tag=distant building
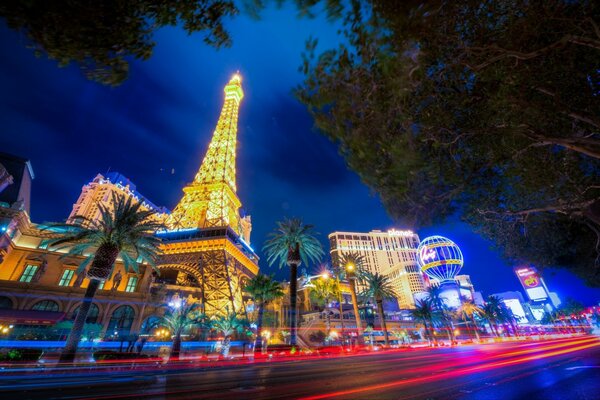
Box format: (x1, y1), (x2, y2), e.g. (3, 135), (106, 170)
(455, 274), (475, 301)
(0, 152), (34, 215)
(549, 292), (561, 309)
(329, 229), (425, 309)
(69, 172), (169, 224)
(491, 291), (529, 324)
(473, 291), (485, 306)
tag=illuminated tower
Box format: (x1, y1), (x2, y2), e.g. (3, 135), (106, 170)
(168, 74), (249, 239)
(158, 74), (258, 316)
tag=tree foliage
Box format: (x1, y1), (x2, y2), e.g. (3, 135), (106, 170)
(297, 0), (600, 285)
(0, 0), (237, 85)
(44, 192), (164, 279)
(263, 217), (323, 269)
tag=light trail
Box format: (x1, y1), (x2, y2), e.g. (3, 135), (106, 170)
(300, 337), (600, 400)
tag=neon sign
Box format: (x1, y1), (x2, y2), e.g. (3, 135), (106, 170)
(419, 246), (437, 263)
(387, 229), (414, 237)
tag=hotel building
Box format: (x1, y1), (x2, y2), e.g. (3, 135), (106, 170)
(329, 229), (426, 309)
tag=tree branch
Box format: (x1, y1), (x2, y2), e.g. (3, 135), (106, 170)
(466, 34), (600, 71)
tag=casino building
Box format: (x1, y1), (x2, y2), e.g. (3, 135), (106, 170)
(329, 229), (426, 309)
(0, 74), (259, 338)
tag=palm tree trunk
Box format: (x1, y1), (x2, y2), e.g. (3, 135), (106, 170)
(254, 302), (265, 354)
(325, 309), (331, 343)
(170, 332), (182, 361)
(442, 311), (454, 344)
(422, 322), (431, 344)
(222, 336), (231, 357)
(471, 315), (480, 341)
(349, 278), (364, 345)
(289, 262), (298, 347)
(338, 290), (345, 346)
(59, 278), (100, 364)
(376, 299), (389, 346)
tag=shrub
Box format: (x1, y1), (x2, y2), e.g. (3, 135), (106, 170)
(93, 350), (153, 361)
(309, 331), (326, 344)
(0, 348), (43, 362)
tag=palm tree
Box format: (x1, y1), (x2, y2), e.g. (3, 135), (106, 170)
(336, 252), (366, 345)
(244, 274), (284, 354)
(322, 262), (347, 344)
(359, 271), (397, 346)
(212, 311), (248, 357)
(308, 277), (340, 343)
(263, 218), (323, 347)
(159, 300), (205, 360)
(45, 193), (163, 363)
(426, 286), (455, 343)
(410, 298), (438, 344)
(458, 300), (483, 341)
(483, 296), (504, 336)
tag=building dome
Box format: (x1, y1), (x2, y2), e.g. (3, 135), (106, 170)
(417, 235), (463, 283)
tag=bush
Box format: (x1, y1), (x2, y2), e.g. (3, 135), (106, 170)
(0, 348), (43, 362)
(309, 331), (326, 344)
(93, 350), (153, 361)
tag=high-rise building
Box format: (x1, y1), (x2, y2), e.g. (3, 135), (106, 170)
(329, 229), (425, 309)
(68, 172), (169, 224)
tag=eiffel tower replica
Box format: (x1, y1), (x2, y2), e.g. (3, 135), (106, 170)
(158, 73), (259, 316)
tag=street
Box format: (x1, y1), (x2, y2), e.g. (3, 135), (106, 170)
(1, 336), (599, 399)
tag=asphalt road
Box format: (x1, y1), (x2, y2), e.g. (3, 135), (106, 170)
(1, 336), (599, 400)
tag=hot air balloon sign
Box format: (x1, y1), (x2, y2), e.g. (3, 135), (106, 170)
(417, 236), (464, 283)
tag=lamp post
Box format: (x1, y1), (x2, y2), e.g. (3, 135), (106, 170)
(346, 263), (364, 345)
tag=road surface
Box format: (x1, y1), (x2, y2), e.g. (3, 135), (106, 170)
(1, 336), (599, 399)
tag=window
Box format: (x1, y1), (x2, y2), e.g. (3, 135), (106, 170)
(71, 303), (100, 324)
(32, 300), (59, 312)
(0, 296), (13, 309)
(19, 264), (38, 282)
(98, 280), (105, 290)
(125, 276), (138, 293)
(107, 305), (135, 336)
(58, 270), (75, 286)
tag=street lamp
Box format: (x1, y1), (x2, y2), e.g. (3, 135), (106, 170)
(345, 262), (364, 346)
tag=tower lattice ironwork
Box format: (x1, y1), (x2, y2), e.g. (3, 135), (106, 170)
(167, 73), (244, 234)
(157, 74), (258, 317)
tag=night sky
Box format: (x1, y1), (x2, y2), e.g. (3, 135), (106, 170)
(1, 5), (599, 305)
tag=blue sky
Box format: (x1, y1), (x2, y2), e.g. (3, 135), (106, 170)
(1, 5), (599, 305)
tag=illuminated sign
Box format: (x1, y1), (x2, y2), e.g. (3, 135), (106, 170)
(387, 229), (414, 237)
(419, 246), (437, 263)
(515, 266), (548, 301)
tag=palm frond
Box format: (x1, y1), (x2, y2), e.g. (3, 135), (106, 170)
(359, 271), (397, 300)
(43, 192), (164, 278)
(263, 218), (324, 269)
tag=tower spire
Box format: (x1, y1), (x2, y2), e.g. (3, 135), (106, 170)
(168, 74), (245, 233)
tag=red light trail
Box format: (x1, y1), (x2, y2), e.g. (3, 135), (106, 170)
(300, 336), (600, 400)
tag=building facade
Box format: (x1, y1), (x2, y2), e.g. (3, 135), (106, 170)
(68, 172), (169, 224)
(329, 229), (425, 309)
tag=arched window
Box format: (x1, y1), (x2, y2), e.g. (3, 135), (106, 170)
(0, 296), (13, 309)
(71, 303), (100, 324)
(107, 305), (135, 336)
(31, 300), (59, 312)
